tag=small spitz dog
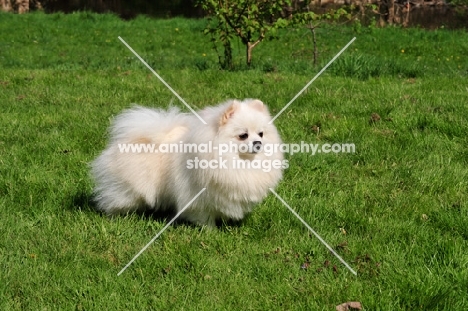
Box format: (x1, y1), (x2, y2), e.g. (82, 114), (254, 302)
(91, 99), (285, 226)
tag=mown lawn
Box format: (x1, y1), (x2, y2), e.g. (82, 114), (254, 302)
(1, 11), (467, 310)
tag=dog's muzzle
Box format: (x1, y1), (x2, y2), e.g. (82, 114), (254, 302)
(252, 141), (262, 153)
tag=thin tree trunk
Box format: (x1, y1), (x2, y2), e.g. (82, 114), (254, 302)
(247, 42), (252, 66)
(245, 36), (264, 66)
(223, 40), (233, 70)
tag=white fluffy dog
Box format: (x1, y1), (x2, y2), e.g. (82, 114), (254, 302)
(91, 99), (285, 226)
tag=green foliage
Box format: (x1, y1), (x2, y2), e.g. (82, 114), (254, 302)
(289, 2), (352, 66)
(330, 54), (422, 79)
(291, 7), (351, 26)
(1, 12), (468, 310)
(197, 0), (291, 68)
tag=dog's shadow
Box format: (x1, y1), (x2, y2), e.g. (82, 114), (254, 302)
(69, 191), (242, 228)
(69, 190), (179, 223)
(70, 190), (97, 213)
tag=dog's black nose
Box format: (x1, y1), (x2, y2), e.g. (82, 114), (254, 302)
(252, 140), (262, 153)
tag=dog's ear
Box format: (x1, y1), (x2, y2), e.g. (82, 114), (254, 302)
(220, 100), (240, 126)
(248, 99), (265, 112)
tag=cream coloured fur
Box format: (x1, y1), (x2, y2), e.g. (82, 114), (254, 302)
(91, 99), (284, 226)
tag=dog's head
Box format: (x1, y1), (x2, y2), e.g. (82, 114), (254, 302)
(218, 99), (276, 158)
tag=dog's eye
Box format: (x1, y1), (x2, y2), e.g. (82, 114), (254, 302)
(259, 132), (263, 138)
(238, 133), (248, 140)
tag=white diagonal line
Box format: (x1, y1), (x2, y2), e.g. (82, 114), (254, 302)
(117, 188), (206, 276)
(269, 37), (356, 124)
(118, 36), (207, 125)
(269, 188), (357, 276)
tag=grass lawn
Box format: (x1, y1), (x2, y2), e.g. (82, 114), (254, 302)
(1, 11), (467, 310)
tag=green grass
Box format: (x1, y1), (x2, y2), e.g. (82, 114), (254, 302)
(1, 11), (468, 310)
